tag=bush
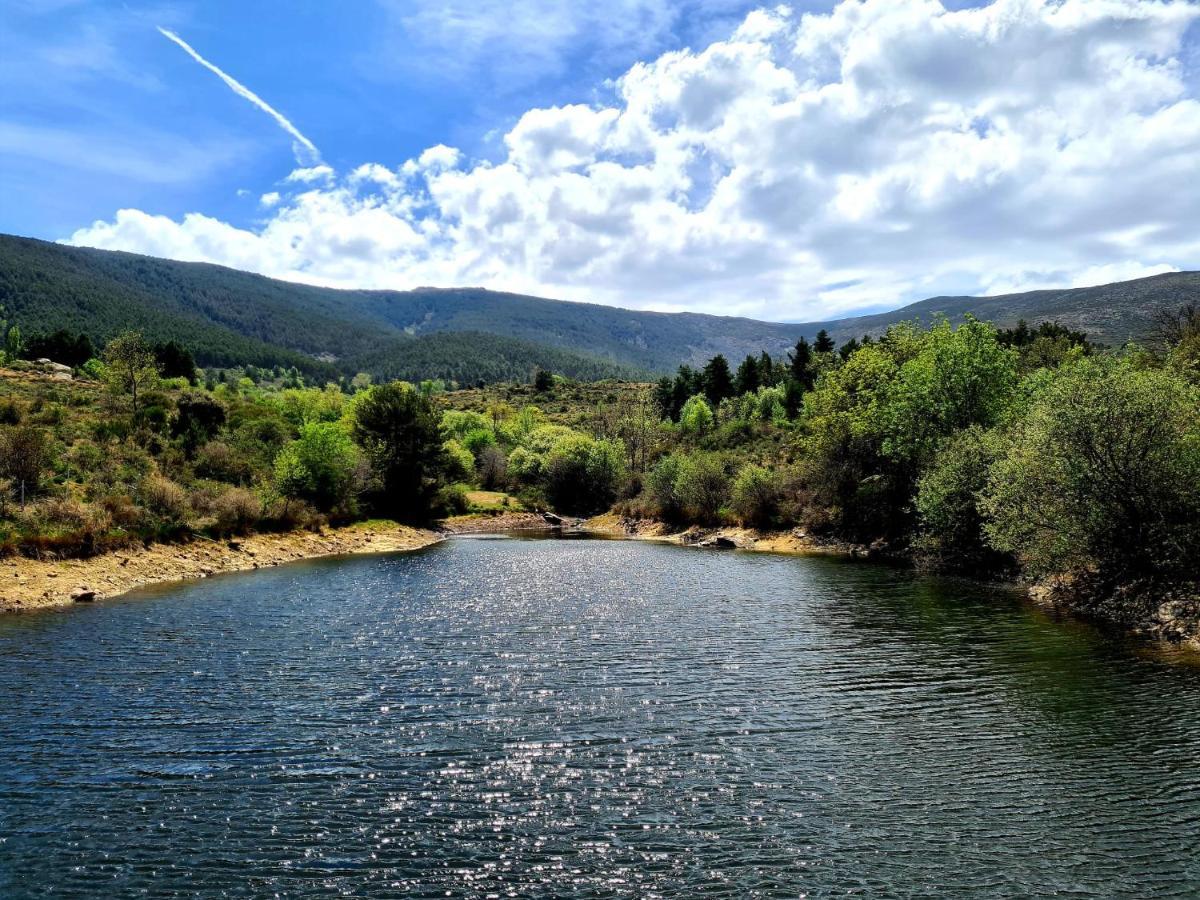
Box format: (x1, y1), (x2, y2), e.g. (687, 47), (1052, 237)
(274, 422), (360, 513)
(982, 358), (1200, 590)
(679, 395), (714, 435)
(478, 445), (508, 490)
(675, 453), (730, 523)
(730, 465), (783, 528)
(435, 483), (470, 516)
(544, 434), (626, 515)
(211, 487), (260, 535)
(195, 441), (252, 484)
(915, 427), (1010, 574)
(141, 474), (190, 523)
(645, 454), (685, 521)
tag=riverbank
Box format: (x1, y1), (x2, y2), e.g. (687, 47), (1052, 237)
(582, 513), (871, 557)
(584, 513), (1200, 651)
(0, 521), (441, 613)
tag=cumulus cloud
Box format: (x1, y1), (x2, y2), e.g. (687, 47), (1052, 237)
(73, 1), (1200, 320)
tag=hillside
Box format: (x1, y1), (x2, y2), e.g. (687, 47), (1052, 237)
(801, 272), (1200, 347)
(0, 234), (1193, 381)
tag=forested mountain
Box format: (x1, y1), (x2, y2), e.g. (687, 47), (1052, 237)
(800, 272), (1200, 347)
(0, 233), (1192, 381)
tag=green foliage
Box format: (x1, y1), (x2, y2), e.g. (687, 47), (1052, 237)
(730, 465), (783, 528)
(274, 422), (360, 513)
(351, 382), (447, 519)
(679, 395), (714, 434)
(646, 454), (686, 521)
(674, 453), (730, 524)
(981, 358), (1200, 589)
(915, 427), (1009, 574)
(543, 433), (626, 515)
(23, 330), (93, 367)
(102, 331), (160, 416)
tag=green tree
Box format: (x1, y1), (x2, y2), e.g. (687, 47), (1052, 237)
(274, 422), (360, 512)
(544, 433), (626, 515)
(702, 355), (735, 406)
(675, 452), (730, 523)
(789, 337), (814, 389)
(679, 394), (714, 434)
(735, 355), (760, 394)
(352, 382), (447, 518)
(814, 329), (835, 354)
(102, 331), (160, 417)
(982, 358), (1200, 594)
(533, 369), (554, 392)
(730, 465), (783, 528)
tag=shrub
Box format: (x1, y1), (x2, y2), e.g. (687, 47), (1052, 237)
(730, 465), (783, 529)
(478, 445), (508, 490)
(274, 422), (360, 513)
(915, 427), (1010, 574)
(675, 453), (730, 523)
(982, 358), (1200, 590)
(435, 483), (470, 516)
(544, 434), (626, 515)
(195, 441), (252, 484)
(140, 474), (190, 523)
(645, 454), (685, 521)
(679, 395), (714, 435)
(211, 487), (260, 535)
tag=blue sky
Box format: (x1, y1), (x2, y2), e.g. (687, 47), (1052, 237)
(3, 1), (1198, 320)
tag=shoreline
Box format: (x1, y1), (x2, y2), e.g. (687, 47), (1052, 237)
(0, 521), (441, 613)
(582, 513), (1200, 652)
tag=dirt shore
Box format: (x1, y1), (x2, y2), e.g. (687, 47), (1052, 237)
(582, 513), (869, 557)
(0, 522), (441, 613)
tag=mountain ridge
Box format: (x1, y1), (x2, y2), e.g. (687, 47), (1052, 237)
(1, 233), (1193, 379)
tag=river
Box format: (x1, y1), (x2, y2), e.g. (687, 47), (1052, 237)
(2, 534), (1198, 897)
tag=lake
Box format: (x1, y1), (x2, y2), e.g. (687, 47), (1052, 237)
(2, 534), (1199, 897)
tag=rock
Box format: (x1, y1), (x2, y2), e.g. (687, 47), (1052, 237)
(542, 512), (564, 526)
(699, 536), (738, 549)
(70, 586), (97, 603)
(227, 540), (243, 551)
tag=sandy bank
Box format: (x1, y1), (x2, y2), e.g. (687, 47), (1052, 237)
(441, 511), (567, 534)
(582, 513), (868, 557)
(0, 522), (441, 613)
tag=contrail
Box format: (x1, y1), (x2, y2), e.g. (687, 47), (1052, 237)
(156, 26), (320, 165)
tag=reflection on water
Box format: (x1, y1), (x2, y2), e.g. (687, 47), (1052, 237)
(1, 535), (1198, 897)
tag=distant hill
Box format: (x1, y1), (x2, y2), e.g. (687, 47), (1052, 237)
(0, 233), (1193, 381)
(797, 272), (1200, 347)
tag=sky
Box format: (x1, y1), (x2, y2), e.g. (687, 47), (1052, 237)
(3, 0), (1200, 322)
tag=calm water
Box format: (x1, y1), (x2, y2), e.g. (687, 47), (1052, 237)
(2, 535), (1199, 898)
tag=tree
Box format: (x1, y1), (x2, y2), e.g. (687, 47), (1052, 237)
(102, 331), (160, 417)
(838, 337), (860, 361)
(533, 369), (554, 392)
(679, 395), (714, 434)
(814, 329), (836, 354)
(274, 422), (360, 513)
(702, 355), (735, 406)
(352, 382), (447, 518)
(735, 355), (760, 395)
(652, 377), (675, 420)
(23, 330), (94, 368)
(154, 340), (197, 382)
(544, 433), (626, 515)
(730, 465), (783, 528)
(789, 337), (814, 390)
(675, 453), (730, 523)
(982, 358), (1200, 595)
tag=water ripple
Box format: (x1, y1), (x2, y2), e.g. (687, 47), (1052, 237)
(1, 536), (1199, 897)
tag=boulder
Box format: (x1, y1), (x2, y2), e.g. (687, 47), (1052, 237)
(70, 586), (97, 603)
(699, 536), (738, 549)
(542, 512), (564, 526)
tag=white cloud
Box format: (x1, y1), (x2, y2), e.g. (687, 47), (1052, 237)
(71, 0), (1200, 321)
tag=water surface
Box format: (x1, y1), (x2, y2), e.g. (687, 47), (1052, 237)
(2, 535), (1199, 897)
